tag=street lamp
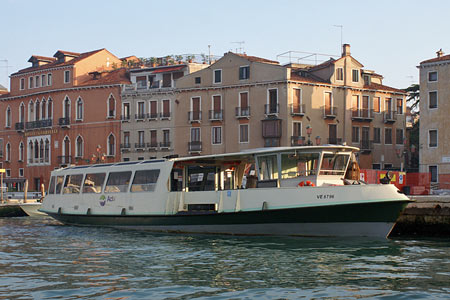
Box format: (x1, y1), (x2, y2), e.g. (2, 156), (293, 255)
(315, 136), (321, 146)
(306, 125), (313, 146)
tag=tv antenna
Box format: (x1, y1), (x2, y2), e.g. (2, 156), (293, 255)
(231, 41), (245, 54)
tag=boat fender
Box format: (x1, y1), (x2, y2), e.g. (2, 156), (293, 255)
(298, 180), (315, 187)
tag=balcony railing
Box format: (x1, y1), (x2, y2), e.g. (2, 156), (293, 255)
(121, 114), (131, 121)
(264, 103), (279, 115)
(327, 137), (342, 145)
(147, 142), (158, 150)
(148, 112), (158, 120)
(135, 143), (146, 150)
(160, 112), (171, 119)
(322, 106), (338, 119)
(160, 141), (171, 149)
(291, 136), (305, 146)
(15, 122), (24, 131)
(135, 113), (147, 120)
(351, 109), (374, 121)
(360, 140), (374, 152)
(209, 110), (223, 121)
(58, 117), (70, 127)
(188, 141), (202, 152)
(235, 106), (250, 118)
(383, 111), (397, 123)
(188, 111), (202, 123)
(57, 155), (72, 165)
(290, 104), (306, 116)
(120, 143), (131, 149)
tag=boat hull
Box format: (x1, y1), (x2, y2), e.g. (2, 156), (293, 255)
(46, 200), (409, 237)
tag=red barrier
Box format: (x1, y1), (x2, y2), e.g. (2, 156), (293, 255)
(360, 169), (406, 190)
(406, 173), (430, 195)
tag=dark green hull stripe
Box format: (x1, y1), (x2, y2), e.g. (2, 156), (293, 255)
(47, 201), (409, 227)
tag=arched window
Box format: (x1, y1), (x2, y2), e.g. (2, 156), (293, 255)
(107, 134), (115, 156)
(39, 139), (44, 162)
(63, 97), (70, 119)
(19, 102), (25, 123)
(76, 97), (83, 120)
(47, 98), (53, 119)
(29, 100), (34, 121)
(63, 136), (70, 164)
(107, 94), (115, 118)
(41, 98), (47, 120)
(19, 142), (24, 162)
(44, 139), (50, 163)
(34, 140), (39, 159)
(5, 106), (11, 128)
(28, 141), (33, 163)
(35, 99), (40, 121)
(75, 136), (83, 158)
(6, 143), (11, 161)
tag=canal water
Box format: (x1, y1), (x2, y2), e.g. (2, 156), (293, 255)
(1, 217), (449, 300)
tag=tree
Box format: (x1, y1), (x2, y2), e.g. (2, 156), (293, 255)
(405, 84), (420, 112)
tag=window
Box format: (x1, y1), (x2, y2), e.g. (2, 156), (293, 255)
(385, 98), (392, 112)
(352, 126), (360, 143)
(76, 136), (83, 157)
(213, 69), (222, 84)
(41, 74), (46, 87)
(44, 139), (49, 162)
(123, 102), (130, 120)
(191, 128), (200, 142)
(107, 95), (115, 118)
(131, 169), (160, 192)
(6, 169), (10, 177)
(212, 126), (222, 145)
(429, 166), (438, 183)
(41, 99), (47, 120)
(429, 130), (437, 147)
(29, 77), (33, 89)
(64, 70), (70, 83)
(162, 129), (170, 147)
(76, 97), (83, 120)
(372, 163), (381, 170)
(83, 173), (106, 193)
(396, 129), (404, 145)
(35, 100), (40, 121)
(336, 67), (344, 81)
(373, 127), (381, 144)
(19, 142), (24, 162)
(150, 130), (157, 147)
(373, 97), (380, 113)
(47, 98), (53, 119)
(108, 134), (115, 156)
(363, 75), (370, 85)
(35, 75), (40, 88)
(63, 174), (83, 194)
(19, 168), (24, 177)
(137, 101), (145, 119)
(352, 69), (359, 82)
(55, 176), (64, 194)
(428, 71), (438, 82)
(6, 143), (11, 161)
(293, 122), (302, 137)
(238, 92), (249, 116)
(429, 91), (438, 109)
(239, 124), (249, 143)
(149, 100), (157, 119)
(63, 97), (70, 119)
(138, 131), (145, 146)
(267, 89), (278, 114)
(195, 77), (201, 84)
(20, 78), (25, 90)
(211, 95), (222, 119)
(239, 66), (250, 80)
(47, 73), (52, 86)
(161, 99), (170, 118)
(396, 98), (403, 114)
(105, 171), (132, 193)
(123, 131), (130, 147)
(5, 107), (11, 128)
(385, 128), (392, 145)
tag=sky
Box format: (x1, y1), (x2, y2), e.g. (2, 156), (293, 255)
(1, 0), (449, 90)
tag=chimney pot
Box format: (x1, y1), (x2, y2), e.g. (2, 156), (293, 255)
(342, 44), (351, 57)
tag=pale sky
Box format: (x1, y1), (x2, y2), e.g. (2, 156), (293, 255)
(1, 0), (449, 90)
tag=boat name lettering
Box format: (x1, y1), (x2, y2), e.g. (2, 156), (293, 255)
(99, 195), (116, 206)
(316, 194), (334, 199)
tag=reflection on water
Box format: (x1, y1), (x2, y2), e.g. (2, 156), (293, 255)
(0, 217), (449, 299)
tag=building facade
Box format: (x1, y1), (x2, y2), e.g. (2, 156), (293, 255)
(418, 49), (450, 188)
(174, 45), (406, 170)
(0, 49), (130, 191)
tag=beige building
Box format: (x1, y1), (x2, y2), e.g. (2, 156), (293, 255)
(174, 45), (406, 170)
(418, 49), (450, 188)
(120, 63), (206, 160)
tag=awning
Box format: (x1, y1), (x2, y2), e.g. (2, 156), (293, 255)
(2, 178), (27, 184)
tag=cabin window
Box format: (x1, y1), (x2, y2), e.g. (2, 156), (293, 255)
(319, 153), (350, 176)
(83, 173), (106, 193)
(131, 169), (160, 192)
(105, 171), (132, 193)
(55, 176), (65, 194)
(48, 176), (56, 194)
(63, 174), (83, 194)
(280, 152), (320, 179)
(258, 155), (279, 180)
(187, 166), (216, 191)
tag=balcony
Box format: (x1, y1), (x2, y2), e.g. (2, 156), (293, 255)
(327, 137), (342, 145)
(235, 106), (250, 118)
(57, 155), (72, 166)
(160, 112), (171, 120)
(148, 112), (158, 120)
(290, 104), (306, 116)
(135, 113), (147, 121)
(188, 141), (202, 152)
(160, 141), (171, 150)
(121, 115), (131, 122)
(209, 110), (223, 121)
(264, 104), (279, 116)
(15, 122), (24, 132)
(291, 136), (305, 146)
(135, 143), (146, 150)
(188, 111), (202, 123)
(322, 106), (338, 119)
(120, 143), (131, 152)
(360, 140), (374, 153)
(351, 109), (373, 122)
(383, 111), (397, 123)
(58, 117), (70, 128)
(147, 142), (158, 151)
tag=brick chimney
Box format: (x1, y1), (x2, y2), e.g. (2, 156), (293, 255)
(342, 44), (351, 57)
(437, 48), (444, 58)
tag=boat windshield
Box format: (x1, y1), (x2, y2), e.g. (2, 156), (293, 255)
(319, 153), (350, 176)
(280, 152), (320, 179)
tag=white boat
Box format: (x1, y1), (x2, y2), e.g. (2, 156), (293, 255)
(40, 146), (411, 237)
(20, 202), (46, 217)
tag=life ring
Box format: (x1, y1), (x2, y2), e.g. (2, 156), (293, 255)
(298, 180), (315, 187)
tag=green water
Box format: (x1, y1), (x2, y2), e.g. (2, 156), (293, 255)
(0, 217), (449, 299)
